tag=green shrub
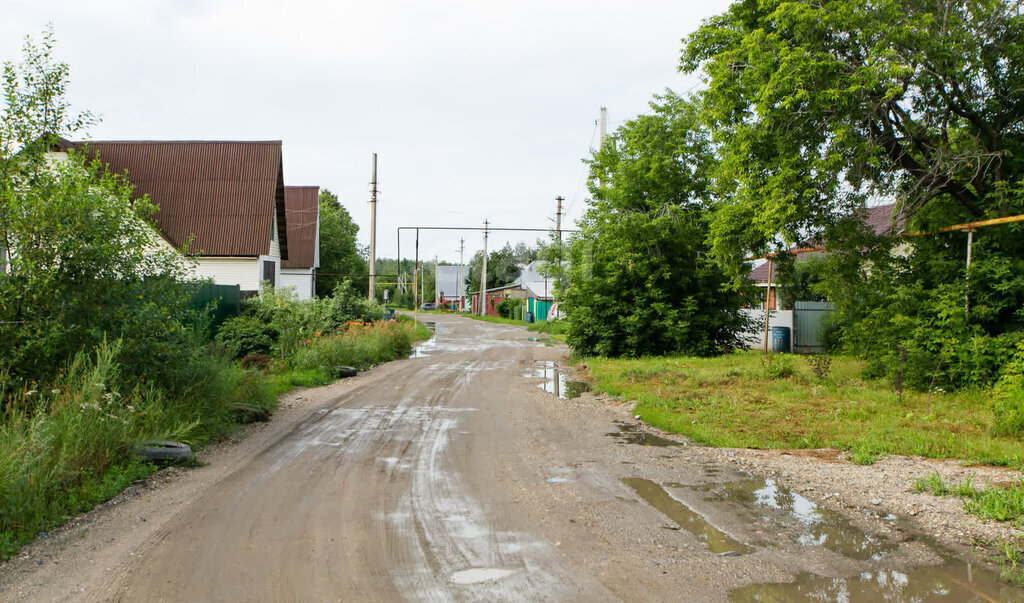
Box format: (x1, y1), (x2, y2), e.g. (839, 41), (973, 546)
(497, 297), (523, 319)
(992, 342), (1024, 437)
(216, 315), (279, 359)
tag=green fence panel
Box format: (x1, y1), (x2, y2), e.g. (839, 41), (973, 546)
(793, 301), (835, 353)
(191, 283), (242, 331)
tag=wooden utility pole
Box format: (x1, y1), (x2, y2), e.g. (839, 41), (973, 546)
(413, 228), (419, 320)
(479, 220), (489, 317)
(368, 153), (378, 300)
(434, 255), (439, 305)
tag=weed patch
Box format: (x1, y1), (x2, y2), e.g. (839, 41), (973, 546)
(914, 472), (1024, 524)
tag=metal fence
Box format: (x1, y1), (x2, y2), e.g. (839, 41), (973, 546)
(190, 283), (242, 331)
(793, 301), (835, 353)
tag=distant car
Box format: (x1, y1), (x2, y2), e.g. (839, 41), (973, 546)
(419, 302), (436, 311)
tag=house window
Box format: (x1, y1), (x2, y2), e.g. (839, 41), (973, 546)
(263, 260), (276, 288)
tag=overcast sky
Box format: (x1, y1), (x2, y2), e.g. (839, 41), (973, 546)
(1, 0), (733, 263)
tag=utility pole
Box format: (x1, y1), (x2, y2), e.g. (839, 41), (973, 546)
(479, 220), (489, 317)
(413, 228), (419, 320)
(368, 153), (378, 300)
(555, 196), (564, 247)
(434, 255), (439, 305)
(457, 238), (465, 312)
(599, 106), (607, 147)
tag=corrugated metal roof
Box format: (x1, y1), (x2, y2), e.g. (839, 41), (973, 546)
(747, 203), (901, 283)
(62, 140), (288, 258)
(282, 186), (319, 269)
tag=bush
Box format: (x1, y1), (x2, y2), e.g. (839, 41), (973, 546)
(288, 321), (414, 373)
(992, 342), (1024, 437)
(497, 297), (523, 319)
(216, 315), (279, 359)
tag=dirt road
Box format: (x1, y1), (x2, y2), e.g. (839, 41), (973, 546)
(2, 314), (1023, 601)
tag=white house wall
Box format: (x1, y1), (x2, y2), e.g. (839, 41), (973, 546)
(192, 258), (263, 291)
(280, 269), (315, 300)
(740, 309), (795, 352)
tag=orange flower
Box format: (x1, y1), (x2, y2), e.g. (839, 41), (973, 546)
(314, 331), (322, 337)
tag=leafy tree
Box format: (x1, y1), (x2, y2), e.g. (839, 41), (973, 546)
(682, 0), (1024, 268)
(315, 189), (367, 297)
(563, 92), (752, 357)
(465, 243), (532, 293)
(683, 0), (1024, 390)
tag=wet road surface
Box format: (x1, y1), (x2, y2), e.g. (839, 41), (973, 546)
(11, 314), (1024, 601)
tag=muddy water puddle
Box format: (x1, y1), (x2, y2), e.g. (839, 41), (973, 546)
(607, 422), (681, 447)
(624, 478), (752, 555)
(525, 361), (591, 399)
(731, 562), (1024, 602)
(686, 477), (895, 561)
(626, 473), (1021, 601)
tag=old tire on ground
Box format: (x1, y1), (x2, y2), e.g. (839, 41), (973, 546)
(335, 366), (358, 378)
(133, 441), (192, 463)
(232, 402), (272, 423)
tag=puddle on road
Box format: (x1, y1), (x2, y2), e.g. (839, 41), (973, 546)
(684, 477), (895, 561)
(623, 477), (752, 555)
(731, 562), (1024, 602)
(525, 361), (591, 399)
(607, 422), (681, 447)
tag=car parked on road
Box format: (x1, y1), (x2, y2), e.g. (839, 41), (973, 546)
(419, 302), (436, 311)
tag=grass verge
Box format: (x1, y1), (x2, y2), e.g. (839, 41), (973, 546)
(583, 351), (1024, 466)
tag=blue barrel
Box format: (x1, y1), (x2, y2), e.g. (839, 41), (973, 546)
(771, 326), (791, 353)
(525, 311), (534, 323)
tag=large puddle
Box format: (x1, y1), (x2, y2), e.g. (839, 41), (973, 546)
(622, 472), (1022, 600)
(731, 563), (1024, 602)
(685, 477), (895, 561)
(623, 477), (752, 555)
(525, 361), (592, 399)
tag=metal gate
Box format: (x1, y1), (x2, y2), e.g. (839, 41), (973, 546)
(793, 301), (835, 353)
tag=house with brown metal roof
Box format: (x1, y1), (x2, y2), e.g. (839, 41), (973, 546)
(54, 140), (289, 295)
(279, 186), (320, 300)
(748, 203), (904, 310)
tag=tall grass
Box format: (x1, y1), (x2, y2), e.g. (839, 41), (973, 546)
(0, 340), (273, 559)
(288, 321), (416, 374)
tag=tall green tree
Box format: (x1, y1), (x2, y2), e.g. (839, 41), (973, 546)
(683, 0), (1024, 389)
(315, 189), (367, 297)
(682, 0), (1024, 268)
(563, 92), (752, 357)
